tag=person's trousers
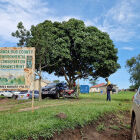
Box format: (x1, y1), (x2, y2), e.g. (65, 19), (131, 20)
(107, 90), (111, 101)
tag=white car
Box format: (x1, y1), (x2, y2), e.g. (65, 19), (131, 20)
(11, 91), (20, 99)
(1, 91), (13, 98)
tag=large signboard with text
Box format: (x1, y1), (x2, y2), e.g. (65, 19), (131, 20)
(0, 47), (35, 91)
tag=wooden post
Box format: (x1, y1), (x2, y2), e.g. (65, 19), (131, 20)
(32, 74), (35, 113)
(76, 79), (79, 98)
(32, 48), (35, 113)
(39, 63), (42, 101)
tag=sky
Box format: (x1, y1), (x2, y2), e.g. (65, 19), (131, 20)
(0, 0), (140, 89)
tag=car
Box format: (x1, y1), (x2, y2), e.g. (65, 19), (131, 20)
(29, 90), (39, 99)
(0, 91), (13, 98)
(42, 82), (67, 99)
(17, 90), (30, 100)
(131, 87), (140, 140)
(11, 91), (20, 99)
(0, 91), (3, 96)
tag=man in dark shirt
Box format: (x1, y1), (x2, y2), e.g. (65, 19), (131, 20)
(105, 78), (111, 101)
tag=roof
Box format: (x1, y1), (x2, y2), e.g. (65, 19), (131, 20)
(42, 79), (51, 84)
(90, 83), (106, 88)
(35, 79), (51, 84)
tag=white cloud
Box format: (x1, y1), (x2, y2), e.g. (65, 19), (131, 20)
(0, 0), (80, 44)
(48, 16), (80, 22)
(105, 0), (138, 25)
(85, 20), (93, 26)
(121, 47), (134, 51)
(0, 0), (139, 44)
(0, 0), (51, 43)
(92, 0), (140, 42)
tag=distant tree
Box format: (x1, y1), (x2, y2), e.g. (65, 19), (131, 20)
(53, 80), (60, 83)
(12, 18), (120, 93)
(126, 54), (140, 89)
(89, 79), (98, 86)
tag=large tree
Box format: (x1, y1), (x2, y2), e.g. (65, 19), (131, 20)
(126, 54), (140, 89)
(12, 18), (120, 89)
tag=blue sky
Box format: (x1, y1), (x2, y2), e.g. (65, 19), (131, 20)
(0, 0), (140, 89)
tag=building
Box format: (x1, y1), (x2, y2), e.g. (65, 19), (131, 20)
(34, 79), (51, 90)
(90, 83), (119, 93)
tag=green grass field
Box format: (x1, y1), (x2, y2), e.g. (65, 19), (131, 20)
(0, 91), (135, 140)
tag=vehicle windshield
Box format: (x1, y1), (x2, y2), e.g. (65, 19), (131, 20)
(46, 83), (57, 87)
(19, 91), (28, 94)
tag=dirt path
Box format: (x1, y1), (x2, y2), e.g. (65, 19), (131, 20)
(50, 111), (131, 140)
(0, 98), (32, 112)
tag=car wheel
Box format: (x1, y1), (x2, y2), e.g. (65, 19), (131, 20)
(132, 118), (139, 140)
(42, 94), (46, 99)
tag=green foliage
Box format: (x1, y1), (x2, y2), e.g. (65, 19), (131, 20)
(11, 22), (31, 46)
(109, 125), (120, 130)
(53, 80), (60, 83)
(96, 123), (105, 132)
(126, 54), (140, 89)
(12, 19), (120, 87)
(89, 79), (99, 86)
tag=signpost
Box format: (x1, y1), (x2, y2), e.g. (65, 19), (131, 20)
(0, 47), (35, 111)
(80, 85), (89, 93)
(0, 47), (35, 91)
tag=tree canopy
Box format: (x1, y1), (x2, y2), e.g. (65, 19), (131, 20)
(126, 54), (140, 89)
(12, 18), (120, 88)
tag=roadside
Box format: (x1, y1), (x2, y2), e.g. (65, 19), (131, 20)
(0, 92), (134, 140)
(51, 111), (131, 140)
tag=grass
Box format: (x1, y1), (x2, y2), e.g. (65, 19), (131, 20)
(96, 123), (105, 132)
(109, 125), (120, 130)
(0, 91), (135, 140)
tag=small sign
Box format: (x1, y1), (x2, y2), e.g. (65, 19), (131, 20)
(80, 85), (89, 93)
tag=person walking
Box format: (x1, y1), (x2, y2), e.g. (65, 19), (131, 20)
(105, 78), (111, 101)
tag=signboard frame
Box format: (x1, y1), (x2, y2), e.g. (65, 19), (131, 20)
(0, 47), (35, 91)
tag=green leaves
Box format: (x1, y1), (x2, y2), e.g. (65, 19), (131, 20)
(12, 19), (120, 87)
(12, 22), (31, 47)
(126, 54), (140, 89)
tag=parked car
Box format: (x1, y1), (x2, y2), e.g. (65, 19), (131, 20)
(29, 90), (39, 99)
(131, 87), (140, 140)
(17, 90), (30, 100)
(0, 91), (13, 98)
(11, 91), (20, 99)
(42, 82), (67, 99)
(0, 91), (3, 96)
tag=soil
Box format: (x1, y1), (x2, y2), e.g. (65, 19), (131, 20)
(0, 97), (9, 104)
(49, 111), (131, 140)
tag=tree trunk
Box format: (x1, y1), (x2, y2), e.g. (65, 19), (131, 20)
(62, 67), (76, 89)
(39, 63), (42, 101)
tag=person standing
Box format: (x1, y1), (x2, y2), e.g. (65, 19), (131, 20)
(105, 78), (111, 101)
